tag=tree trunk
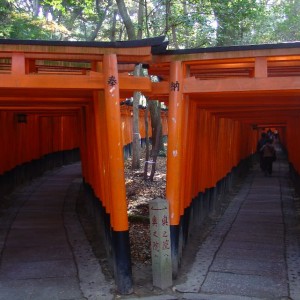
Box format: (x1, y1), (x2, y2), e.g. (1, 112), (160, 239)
(110, 9), (118, 41)
(115, 0), (136, 40)
(143, 100), (150, 179)
(144, 0), (150, 38)
(183, 0), (189, 48)
(171, 25), (179, 49)
(149, 120), (161, 181)
(132, 64), (142, 169)
(89, 0), (111, 41)
(165, 0), (171, 36)
(115, 0), (141, 169)
(149, 100), (162, 152)
(137, 0), (144, 39)
(148, 100), (162, 180)
(33, 0), (39, 17)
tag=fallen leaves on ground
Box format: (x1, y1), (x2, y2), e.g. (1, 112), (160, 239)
(125, 151), (166, 265)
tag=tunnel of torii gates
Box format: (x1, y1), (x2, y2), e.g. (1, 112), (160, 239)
(1, 36), (300, 293)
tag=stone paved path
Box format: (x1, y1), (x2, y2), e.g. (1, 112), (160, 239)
(0, 163), (114, 300)
(1, 147), (300, 300)
(174, 146), (300, 300)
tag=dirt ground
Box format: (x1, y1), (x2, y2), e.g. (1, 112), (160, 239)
(125, 153), (166, 265)
(124, 153), (169, 297)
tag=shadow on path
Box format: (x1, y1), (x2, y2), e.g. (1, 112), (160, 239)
(174, 145), (300, 300)
(0, 163), (114, 300)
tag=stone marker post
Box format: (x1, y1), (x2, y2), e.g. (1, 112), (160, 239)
(149, 198), (172, 289)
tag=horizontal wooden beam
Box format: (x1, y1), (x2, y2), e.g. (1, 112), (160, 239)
(0, 102), (86, 109)
(243, 116), (290, 121)
(0, 74), (102, 89)
(256, 123), (287, 128)
(213, 110), (300, 119)
(119, 74), (152, 92)
(143, 77), (300, 100)
(204, 105), (300, 113)
(0, 72), (151, 93)
(146, 81), (169, 98)
(1, 107), (81, 112)
(0, 44), (152, 56)
(0, 97), (88, 102)
(153, 48), (300, 64)
(183, 76), (300, 94)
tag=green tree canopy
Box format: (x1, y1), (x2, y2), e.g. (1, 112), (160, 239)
(0, 0), (299, 48)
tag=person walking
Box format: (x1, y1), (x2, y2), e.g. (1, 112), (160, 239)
(257, 132), (267, 171)
(260, 138), (276, 176)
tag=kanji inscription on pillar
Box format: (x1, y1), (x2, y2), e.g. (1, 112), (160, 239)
(149, 198), (172, 289)
(170, 80), (180, 92)
(107, 75), (117, 87)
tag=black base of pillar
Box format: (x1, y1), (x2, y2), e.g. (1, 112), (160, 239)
(289, 163), (300, 195)
(80, 183), (133, 294)
(0, 148), (80, 198)
(123, 143), (132, 160)
(80, 183), (114, 273)
(112, 230), (133, 294)
(208, 186), (218, 214)
(170, 224), (180, 278)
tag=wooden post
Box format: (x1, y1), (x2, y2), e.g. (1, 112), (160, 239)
(102, 54), (133, 294)
(149, 198), (172, 289)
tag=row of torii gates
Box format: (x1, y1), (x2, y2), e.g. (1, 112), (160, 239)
(1, 37), (300, 294)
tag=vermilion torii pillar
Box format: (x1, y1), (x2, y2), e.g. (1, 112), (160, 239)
(101, 54), (133, 294)
(166, 60), (185, 276)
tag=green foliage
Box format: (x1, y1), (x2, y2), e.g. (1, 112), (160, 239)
(209, 0), (266, 46)
(273, 0), (300, 42)
(0, 0), (299, 47)
(8, 13), (53, 39)
(0, 0), (13, 38)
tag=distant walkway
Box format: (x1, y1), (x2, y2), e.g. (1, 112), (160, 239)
(174, 145), (300, 300)
(0, 163), (113, 300)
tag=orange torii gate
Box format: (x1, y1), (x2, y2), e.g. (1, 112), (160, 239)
(0, 37), (165, 294)
(1, 38), (300, 294)
(146, 43), (300, 276)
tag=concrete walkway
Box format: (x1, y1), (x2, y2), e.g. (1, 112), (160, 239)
(0, 163), (114, 300)
(171, 146), (300, 300)
(1, 146), (300, 300)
